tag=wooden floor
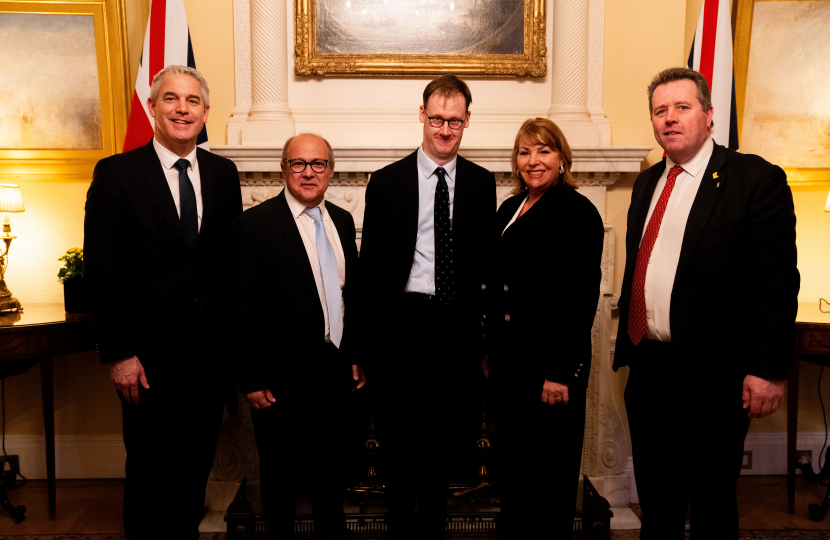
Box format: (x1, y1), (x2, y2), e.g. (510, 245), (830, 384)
(0, 476), (827, 534)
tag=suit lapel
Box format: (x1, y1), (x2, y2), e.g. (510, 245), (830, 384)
(139, 142), (189, 250)
(626, 161), (665, 264)
(196, 148), (216, 250)
(272, 190), (318, 295)
(674, 143), (727, 285)
(398, 152), (420, 258)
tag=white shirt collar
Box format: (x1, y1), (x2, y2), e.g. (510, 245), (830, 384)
(153, 138), (198, 171)
(284, 186), (328, 220)
(417, 146), (457, 182)
(666, 137), (714, 178)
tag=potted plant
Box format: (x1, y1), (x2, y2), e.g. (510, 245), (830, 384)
(58, 248), (88, 313)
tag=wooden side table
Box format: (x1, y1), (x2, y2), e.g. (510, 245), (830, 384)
(788, 303), (830, 515)
(0, 304), (96, 519)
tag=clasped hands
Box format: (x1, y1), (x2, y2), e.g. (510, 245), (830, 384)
(245, 364), (366, 410)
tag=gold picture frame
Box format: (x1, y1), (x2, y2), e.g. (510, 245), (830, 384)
(294, 0), (547, 77)
(0, 0), (129, 179)
(734, 0), (830, 186)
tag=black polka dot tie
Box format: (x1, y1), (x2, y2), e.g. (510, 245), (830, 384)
(434, 167), (455, 306)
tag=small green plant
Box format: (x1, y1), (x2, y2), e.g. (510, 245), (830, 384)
(58, 247), (83, 284)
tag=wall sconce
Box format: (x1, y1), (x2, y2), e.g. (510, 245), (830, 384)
(0, 184), (25, 313)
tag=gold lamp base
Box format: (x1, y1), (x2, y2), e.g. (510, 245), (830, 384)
(0, 279), (21, 313)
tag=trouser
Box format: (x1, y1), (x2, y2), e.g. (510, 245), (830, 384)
(252, 342), (350, 540)
(624, 339), (751, 540)
(120, 367), (225, 540)
(377, 294), (469, 540)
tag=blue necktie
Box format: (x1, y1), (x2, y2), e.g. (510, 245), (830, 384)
(304, 206), (343, 348)
(174, 158), (198, 251)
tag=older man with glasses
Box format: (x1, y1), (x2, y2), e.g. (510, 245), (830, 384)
(231, 133), (365, 540)
(359, 75), (496, 540)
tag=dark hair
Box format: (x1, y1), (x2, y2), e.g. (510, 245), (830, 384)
(510, 118), (575, 195)
(647, 67), (712, 127)
(422, 75), (472, 110)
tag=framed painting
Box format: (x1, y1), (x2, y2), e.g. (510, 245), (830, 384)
(0, 0), (129, 179)
(734, 0), (830, 185)
(294, 0), (547, 77)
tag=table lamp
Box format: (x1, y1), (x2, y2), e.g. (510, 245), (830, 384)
(0, 184), (25, 313)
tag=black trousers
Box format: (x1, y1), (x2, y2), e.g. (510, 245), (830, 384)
(496, 382), (586, 539)
(376, 294), (469, 540)
(251, 342), (350, 540)
(120, 366), (225, 540)
(624, 340), (751, 540)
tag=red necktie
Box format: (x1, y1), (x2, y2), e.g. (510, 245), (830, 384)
(627, 165), (683, 346)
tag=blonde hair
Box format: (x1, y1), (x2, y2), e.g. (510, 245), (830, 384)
(510, 118), (575, 195)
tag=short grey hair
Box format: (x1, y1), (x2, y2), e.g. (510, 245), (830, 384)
(282, 133), (335, 167)
(647, 67), (713, 128)
(149, 65), (210, 108)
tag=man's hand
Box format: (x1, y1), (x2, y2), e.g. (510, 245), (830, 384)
(110, 356), (150, 405)
(481, 355), (489, 378)
(742, 374), (786, 419)
(352, 365), (367, 392)
(246, 388), (276, 410)
(541, 379), (569, 406)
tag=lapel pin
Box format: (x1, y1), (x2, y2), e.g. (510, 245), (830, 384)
(716, 182), (720, 187)
(713, 172), (719, 179)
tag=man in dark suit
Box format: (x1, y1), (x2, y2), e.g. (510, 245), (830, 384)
(360, 75), (496, 539)
(614, 67), (799, 539)
(231, 133), (365, 540)
(84, 65), (243, 539)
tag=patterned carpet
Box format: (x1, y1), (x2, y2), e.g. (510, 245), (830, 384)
(0, 532), (827, 540)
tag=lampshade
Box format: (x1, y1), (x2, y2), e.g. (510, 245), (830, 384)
(825, 189), (830, 213)
(0, 184), (24, 213)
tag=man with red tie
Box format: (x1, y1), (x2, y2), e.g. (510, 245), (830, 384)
(614, 67), (799, 539)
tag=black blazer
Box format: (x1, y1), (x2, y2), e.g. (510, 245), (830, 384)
(230, 190), (360, 395)
(614, 142), (799, 386)
(84, 141), (243, 371)
(359, 150), (496, 361)
(485, 184), (604, 393)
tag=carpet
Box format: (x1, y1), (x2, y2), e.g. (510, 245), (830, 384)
(0, 533), (827, 540)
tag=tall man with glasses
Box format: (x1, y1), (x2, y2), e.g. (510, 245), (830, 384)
(231, 133), (365, 540)
(360, 75), (496, 539)
(85, 65), (242, 540)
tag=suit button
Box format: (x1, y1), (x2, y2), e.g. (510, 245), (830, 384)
(481, 284), (486, 290)
(575, 374), (579, 378)
(503, 285), (509, 292)
(504, 314), (510, 322)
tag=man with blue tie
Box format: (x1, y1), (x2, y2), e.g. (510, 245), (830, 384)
(231, 133), (365, 540)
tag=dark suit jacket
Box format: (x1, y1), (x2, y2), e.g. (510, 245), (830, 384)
(614, 142), (799, 388)
(230, 190), (360, 396)
(359, 150), (496, 362)
(84, 140), (243, 374)
(486, 184), (604, 395)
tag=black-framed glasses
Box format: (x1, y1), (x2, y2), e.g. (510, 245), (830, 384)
(425, 113), (467, 130)
(283, 159), (330, 173)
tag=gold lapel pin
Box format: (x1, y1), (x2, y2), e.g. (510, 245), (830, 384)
(713, 172), (719, 179)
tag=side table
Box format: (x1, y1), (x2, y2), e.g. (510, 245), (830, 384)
(0, 304), (96, 519)
(788, 303), (830, 515)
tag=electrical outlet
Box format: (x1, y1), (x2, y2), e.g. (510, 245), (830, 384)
(0, 455), (19, 472)
(742, 450), (752, 470)
(796, 450), (813, 466)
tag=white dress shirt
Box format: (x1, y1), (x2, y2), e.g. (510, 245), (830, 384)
(284, 187), (346, 343)
(642, 137), (714, 342)
(153, 138), (203, 232)
(502, 196), (528, 235)
(404, 146), (458, 295)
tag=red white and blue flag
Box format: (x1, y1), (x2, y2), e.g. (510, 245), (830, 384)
(122, 0), (208, 152)
(687, 0), (739, 150)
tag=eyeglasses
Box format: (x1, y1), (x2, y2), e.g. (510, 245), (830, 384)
(425, 114), (467, 130)
(283, 159), (330, 173)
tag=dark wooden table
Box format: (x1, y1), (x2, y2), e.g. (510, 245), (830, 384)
(0, 303), (96, 519)
(788, 303), (830, 515)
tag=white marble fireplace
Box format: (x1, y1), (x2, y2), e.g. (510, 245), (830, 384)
(206, 0), (651, 524)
